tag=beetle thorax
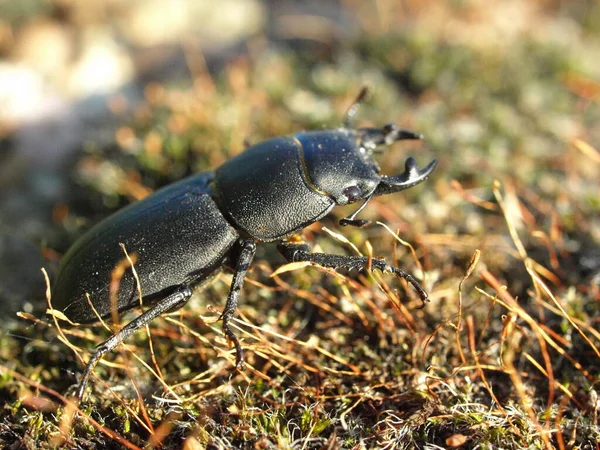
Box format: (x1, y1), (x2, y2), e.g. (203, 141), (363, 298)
(214, 136), (335, 241)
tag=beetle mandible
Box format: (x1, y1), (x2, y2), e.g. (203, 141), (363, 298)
(52, 89), (437, 400)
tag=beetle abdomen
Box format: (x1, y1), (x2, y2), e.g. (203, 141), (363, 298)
(53, 172), (239, 323)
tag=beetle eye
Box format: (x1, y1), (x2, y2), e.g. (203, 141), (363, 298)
(343, 186), (361, 204)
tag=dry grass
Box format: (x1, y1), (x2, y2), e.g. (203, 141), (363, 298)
(1, 0), (599, 448)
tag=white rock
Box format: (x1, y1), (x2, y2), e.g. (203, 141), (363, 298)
(119, 0), (265, 47)
(67, 30), (135, 97)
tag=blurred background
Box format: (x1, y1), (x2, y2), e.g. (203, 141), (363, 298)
(0, 0), (598, 448)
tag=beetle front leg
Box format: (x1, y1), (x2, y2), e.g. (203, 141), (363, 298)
(76, 284), (193, 401)
(221, 238), (256, 369)
(277, 239), (428, 307)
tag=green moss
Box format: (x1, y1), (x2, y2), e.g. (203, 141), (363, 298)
(2, 1), (599, 448)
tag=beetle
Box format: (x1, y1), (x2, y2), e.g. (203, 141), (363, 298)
(52, 89), (437, 400)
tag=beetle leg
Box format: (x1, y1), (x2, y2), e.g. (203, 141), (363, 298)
(339, 192), (374, 228)
(75, 284), (193, 401)
(277, 240), (428, 308)
(221, 238), (256, 370)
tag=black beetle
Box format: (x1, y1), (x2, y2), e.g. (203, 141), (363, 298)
(52, 89), (437, 400)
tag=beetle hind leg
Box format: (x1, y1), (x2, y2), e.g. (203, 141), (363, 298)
(75, 284), (193, 401)
(220, 238), (256, 370)
(277, 240), (428, 308)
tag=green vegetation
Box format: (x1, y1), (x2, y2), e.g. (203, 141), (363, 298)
(1, 1), (598, 448)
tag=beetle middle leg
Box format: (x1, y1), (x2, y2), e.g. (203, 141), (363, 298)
(277, 239), (428, 307)
(220, 238), (256, 369)
(75, 284), (193, 400)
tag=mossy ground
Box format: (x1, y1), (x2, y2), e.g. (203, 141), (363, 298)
(1, 1), (599, 449)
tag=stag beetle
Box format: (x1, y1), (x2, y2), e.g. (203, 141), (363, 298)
(52, 89), (437, 400)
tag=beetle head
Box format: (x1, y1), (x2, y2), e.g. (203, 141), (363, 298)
(296, 124), (436, 227)
(297, 125), (436, 204)
(359, 124), (437, 199)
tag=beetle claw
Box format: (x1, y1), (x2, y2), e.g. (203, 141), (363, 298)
(374, 159), (437, 197)
(386, 265), (429, 307)
(359, 124), (423, 148)
(234, 355), (245, 371)
(382, 124), (424, 144)
(405, 156), (418, 171)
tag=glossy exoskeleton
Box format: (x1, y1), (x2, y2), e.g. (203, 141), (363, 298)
(52, 89), (437, 400)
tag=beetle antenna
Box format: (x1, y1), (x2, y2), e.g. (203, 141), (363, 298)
(343, 86), (371, 128)
(339, 193), (374, 227)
